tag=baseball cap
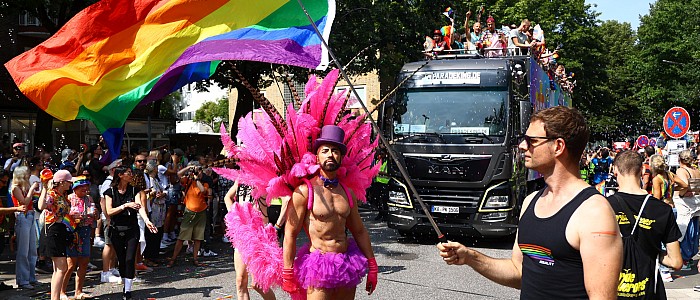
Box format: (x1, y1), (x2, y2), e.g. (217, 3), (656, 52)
(12, 143), (25, 149)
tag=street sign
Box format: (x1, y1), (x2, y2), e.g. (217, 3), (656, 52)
(636, 135), (649, 148)
(649, 138), (657, 147)
(664, 107), (691, 139)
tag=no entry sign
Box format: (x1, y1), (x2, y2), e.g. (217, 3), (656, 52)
(664, 107), (691, 139)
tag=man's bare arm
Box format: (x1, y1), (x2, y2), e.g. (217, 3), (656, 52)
(283, 185), (308, 269)
(345, 193), (374, 260)
(438, 191), (539, 289)
(660, 241), (682, 271)
(576, 195), (622, 300)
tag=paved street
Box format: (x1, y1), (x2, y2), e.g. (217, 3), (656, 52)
(1, 209), (698, 299)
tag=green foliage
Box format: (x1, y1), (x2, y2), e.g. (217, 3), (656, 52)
(159, 91), (184, 120)
(193, 97), (229, 132)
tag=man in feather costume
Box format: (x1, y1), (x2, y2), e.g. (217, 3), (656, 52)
(214, 69), (380, 300)
(282, 125), (378, 299)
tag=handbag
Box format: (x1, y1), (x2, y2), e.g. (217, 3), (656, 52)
(614, 194), (660, 299)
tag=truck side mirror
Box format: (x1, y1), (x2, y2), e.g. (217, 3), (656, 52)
(519, 100), (532, 135)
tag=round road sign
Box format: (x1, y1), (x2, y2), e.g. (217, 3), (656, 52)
(636, 135), (649, 148)
(664, 107), (691, 139)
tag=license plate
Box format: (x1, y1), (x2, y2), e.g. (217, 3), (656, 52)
(431, 206), (459, 214)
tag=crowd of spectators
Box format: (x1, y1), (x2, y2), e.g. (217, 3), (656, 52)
(0, 136), (236, 298)
(423, 9), (575, 94)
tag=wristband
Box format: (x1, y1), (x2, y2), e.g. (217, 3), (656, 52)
(274, 223), (282, 230)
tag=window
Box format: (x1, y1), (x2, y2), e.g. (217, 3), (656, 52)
(282, 79), (306, 109)
(335, 85), (366, 109)
(19, 11), (41, 26)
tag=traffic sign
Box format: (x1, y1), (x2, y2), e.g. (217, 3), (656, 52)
(636, 135), (649, 148)
(649, 138), (657, 147)
(664, 107), (691, 139)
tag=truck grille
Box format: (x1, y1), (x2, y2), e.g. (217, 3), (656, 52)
(414, 186), (482, 218)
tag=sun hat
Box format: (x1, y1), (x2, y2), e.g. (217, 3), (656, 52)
(313, 125), (347, 155)
(53, 170), (73, 183)
(71, 176), (90, 189)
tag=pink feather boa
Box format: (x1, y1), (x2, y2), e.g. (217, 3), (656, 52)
(224, 202), (282, 292)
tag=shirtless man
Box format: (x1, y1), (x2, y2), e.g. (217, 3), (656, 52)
(283, 125), (378, 300)
(438, 106), (622, 299)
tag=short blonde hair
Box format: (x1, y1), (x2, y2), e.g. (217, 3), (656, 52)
(679, 149), (694, 165)
(649, 155), (667, 176)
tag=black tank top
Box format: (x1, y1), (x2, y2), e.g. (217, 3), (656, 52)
(518, 186), (598, 300)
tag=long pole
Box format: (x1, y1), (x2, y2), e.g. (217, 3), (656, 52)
(296, 0), (446, 242)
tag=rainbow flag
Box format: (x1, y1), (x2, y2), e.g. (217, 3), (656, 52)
(5, 0), (335, 159)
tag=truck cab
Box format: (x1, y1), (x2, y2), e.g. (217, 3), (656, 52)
(378, 53), (570, 238)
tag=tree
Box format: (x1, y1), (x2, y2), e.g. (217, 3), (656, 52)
(193, 97), (229, 132)
(632, 0), (700, 133)
(158, 91), (185, 120)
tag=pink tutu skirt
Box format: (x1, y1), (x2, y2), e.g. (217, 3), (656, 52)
(294, 239), (368, 289)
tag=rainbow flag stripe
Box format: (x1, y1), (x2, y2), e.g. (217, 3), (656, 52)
(520, 243), (554, 263)
(5, 0), (335, 132)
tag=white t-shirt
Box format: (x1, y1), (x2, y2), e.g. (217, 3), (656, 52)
(4, 158), (20, 172)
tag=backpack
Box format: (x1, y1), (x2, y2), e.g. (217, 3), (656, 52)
(613, 194), (663, 299)
(594, 157), (611, 174)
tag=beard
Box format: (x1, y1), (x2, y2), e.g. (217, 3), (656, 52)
(320, 158), (341, 172)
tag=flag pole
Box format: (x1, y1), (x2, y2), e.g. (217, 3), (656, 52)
(296, 0), (446, 242)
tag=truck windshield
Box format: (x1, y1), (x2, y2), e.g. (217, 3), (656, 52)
(392, 88), (508, 138)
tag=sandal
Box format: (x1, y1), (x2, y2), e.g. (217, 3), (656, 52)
(144, 259), (159, 267)
(75, 293), (94, 300)
(166, 259), (175, 268)
(193, 260), (206, 267)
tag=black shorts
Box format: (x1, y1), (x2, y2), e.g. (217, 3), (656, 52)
(41, 223), (69, 258)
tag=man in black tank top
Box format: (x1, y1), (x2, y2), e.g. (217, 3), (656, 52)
(438, 106), (622, 299)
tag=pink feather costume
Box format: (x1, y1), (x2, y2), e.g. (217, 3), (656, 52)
(214, 70), (380, 298)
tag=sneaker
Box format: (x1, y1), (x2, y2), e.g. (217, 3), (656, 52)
(110, 268), (121, 277)
(200, 249), (218, 257)
(135, 263), (153, 272)
(660, 271), (673, 282)
(0, 282), (12, 291)
(133, 277), (144, 283)
(93, 237), (105, 248)
(101, 272), (122, 283)
(681, 261), (693, 271)
(35, 265), (52, 274)
(186, 245), (193, 255)
(160, 241), (170, 249)
(221, 236), (229, 243)
(18, 284), (34, 289)
(87, 262), (97, 270)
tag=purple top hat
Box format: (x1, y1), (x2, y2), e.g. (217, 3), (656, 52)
(313, 125), (347, 155)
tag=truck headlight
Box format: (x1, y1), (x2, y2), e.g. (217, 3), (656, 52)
(483, 195), (509, 209)
(389, 191), (410, 206)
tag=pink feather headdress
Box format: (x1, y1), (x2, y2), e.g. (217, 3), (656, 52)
(213, 69), (380, 205)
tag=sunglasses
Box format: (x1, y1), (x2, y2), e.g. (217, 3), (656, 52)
(13, 147), (23, 150)
(135, 159), (146, 163)
(520, 135), (560, 148)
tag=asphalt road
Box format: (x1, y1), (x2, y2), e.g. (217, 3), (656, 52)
(1, 209), (697, 299)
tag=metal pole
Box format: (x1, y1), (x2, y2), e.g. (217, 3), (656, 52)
(296, 0), (446, 242)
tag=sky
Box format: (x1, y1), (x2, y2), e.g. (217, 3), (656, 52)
(586, 0), (655, 30)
